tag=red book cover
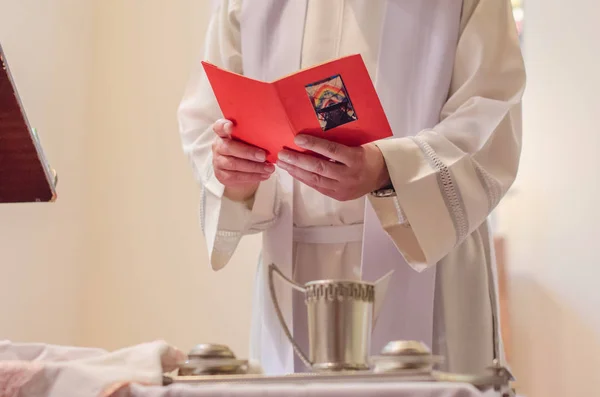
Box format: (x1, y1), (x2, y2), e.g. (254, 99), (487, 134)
(0, 44), (57, 203)
(202, 54), (393, 163)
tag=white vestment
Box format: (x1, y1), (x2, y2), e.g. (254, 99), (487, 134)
(178, 0), (525, 375)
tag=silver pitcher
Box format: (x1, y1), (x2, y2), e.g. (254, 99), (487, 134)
(268, 263), (393, 372)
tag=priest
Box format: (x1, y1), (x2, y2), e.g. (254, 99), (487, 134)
(178, 0), (525, 375)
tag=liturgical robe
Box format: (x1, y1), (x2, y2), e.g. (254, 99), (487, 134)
(178, 0), (526, 376)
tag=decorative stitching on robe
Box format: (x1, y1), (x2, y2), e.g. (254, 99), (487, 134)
(473, 160), (503, 212)
(214, 230), (243, 254)
(393, 197), (410, 227)
(411, 136), (469, 245)
(200, 185), (206, 234)
(200, 170), (282, 256)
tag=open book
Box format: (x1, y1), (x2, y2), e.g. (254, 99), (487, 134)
(202, 54), (392, 163)
(0, 43), (57, 203)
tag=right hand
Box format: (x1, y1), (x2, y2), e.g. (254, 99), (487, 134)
(212, 119), (275, 202)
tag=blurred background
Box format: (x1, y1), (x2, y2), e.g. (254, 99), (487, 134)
(0, 1), (598, 396)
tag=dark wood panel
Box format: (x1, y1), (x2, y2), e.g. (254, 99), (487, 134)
(0, 44), (56, 203)
(494, 236), (512, 362)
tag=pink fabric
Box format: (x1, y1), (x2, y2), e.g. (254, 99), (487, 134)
(0, 340), (185, 397)
(0, 361), (43, 397)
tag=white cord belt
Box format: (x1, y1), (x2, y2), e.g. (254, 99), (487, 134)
(292, 223), (364, 244)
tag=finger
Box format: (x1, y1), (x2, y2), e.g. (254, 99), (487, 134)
(215, 155), (275, 174)
(215, 137), (267, 162)
(293, 134), (357, 165)
(277, 160), (337, 190)
(294, 176), (338, 198)
(277, 149), (345, 180)
(285, 170), (339, 198)
(212, 119), (233, 138)
(215, 169), (271, 185)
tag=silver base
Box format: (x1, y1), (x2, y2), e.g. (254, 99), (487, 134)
(311, 362), (370, 372)
(164, 368), (514, 395)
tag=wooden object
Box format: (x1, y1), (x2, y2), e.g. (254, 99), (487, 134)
(494, 236), (511, 362)
(0, 43), (56, 203)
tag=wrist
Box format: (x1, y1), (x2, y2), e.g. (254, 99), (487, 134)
(368, 144), (392, 191)
(376, 167), (392, 191)
(365, 143), (395, 197)
(224, 183), (260, 203)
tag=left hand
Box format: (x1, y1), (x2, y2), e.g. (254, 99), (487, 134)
(276, 134), (391, 201)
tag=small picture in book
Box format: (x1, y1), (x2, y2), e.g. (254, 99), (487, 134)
(305, 75), (357, 131)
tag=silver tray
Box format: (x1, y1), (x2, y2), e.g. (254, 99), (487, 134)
(164, 368), (514, 395)
(167, 343), (515, 396)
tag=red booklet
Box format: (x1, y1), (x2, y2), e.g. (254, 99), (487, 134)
(202, 54), (393, 163)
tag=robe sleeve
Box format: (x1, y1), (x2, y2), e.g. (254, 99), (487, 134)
(177, 0), (281, 270)
(369, 0), (525, 269)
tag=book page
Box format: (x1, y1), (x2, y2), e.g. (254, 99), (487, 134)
(202, 62), (293, 163)
(274, 55), (393, 149)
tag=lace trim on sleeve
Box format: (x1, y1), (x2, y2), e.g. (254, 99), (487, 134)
(411, 136), (469, 245)
(473, 159), (503, 212)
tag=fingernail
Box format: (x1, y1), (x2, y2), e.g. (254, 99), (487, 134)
(294, 135), (307, 146)
(264, 164), (275, 173)
(223, 121), (233, 135)
(255, 151), (266, 161)
(278, 151), (291, 163)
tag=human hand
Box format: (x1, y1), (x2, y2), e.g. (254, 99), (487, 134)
(276, 135), (391, 201)
(212, 119), (275, 202)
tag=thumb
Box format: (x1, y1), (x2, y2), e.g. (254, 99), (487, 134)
(213, 119), (233, 138)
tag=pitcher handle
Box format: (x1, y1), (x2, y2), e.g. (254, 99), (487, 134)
(267, 263), (312, 369)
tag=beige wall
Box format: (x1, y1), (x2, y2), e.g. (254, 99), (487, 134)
(497, 0), (600, 396)
(2, 1), (600, 396)
(80, 0), (258, 356)
(0, 0), (257, 356)
(0, 0), (93, 345)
